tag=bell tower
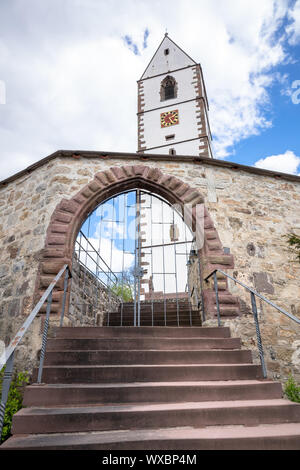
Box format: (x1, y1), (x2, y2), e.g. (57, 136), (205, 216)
(137, 34), (213, 157)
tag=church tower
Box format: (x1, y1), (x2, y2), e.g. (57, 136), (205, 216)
(137, 34), (213, 157)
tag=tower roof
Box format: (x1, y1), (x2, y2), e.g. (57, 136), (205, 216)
(140, 34), (197, 80)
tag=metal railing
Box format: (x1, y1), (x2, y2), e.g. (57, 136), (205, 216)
(72, 231), (124, 326)
(205, 268), (300, 378)
(0, 264), (71, 439)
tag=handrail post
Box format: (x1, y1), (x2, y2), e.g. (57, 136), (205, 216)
(197, 251), (205, 323)
(0, 351), (15, 440)
(251, 292), (267, 379)
(213, 271), (221, 327)
(106, 286), (111, 327)
(37, 290), (53, 384)
(59, 268), (70, 327)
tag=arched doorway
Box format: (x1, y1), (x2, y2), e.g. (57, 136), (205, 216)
(36, 164), (236, 324)
(68, 188), (202, 327)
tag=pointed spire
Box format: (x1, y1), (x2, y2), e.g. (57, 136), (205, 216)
(140, 34), (196, 80)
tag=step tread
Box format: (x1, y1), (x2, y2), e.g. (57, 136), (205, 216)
(58, 327), (215, 329)
(44, 349), (252, 365)
(56, 326), (228, 336)
(3, 423), (300, 449)
(45, 349), (248, 353)
(50, 336), (238, 340)
(23, 380), (283, 407)
(55, 334), (229, 339)
(49, 339), (237, 343)
(16, 399), (296, 416)
(47, 337), (241, 349)
(40, 363), (256, 369)
(25, 379), (281, 389)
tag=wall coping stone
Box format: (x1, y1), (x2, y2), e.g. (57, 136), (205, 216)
(1, 149), (300, 188)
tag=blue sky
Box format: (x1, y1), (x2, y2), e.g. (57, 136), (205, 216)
(232, 37), (300, 170)
(81, 190), (137, 255)
(78, 190), (193, 295)
(0, 0), (300, 179)
(123, 28), (150, 55)
(77, 191), (137, 286)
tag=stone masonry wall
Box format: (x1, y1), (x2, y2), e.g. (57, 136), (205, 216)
(0, 153), (299, 382)
(188, 255), (300, 384)
(68, 256), (120, 327)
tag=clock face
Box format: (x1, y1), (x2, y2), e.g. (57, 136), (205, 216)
(160, 109), (179, 128)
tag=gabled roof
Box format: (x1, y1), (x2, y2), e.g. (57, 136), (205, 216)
(140, 34), (197, 80)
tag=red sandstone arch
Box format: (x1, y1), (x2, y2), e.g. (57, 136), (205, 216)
(35, 164), (236, 318)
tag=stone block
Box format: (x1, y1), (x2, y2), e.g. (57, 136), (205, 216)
(41, 262), (65, 275)
(59, 200), (79, 215)
(47, 235), (66, 246)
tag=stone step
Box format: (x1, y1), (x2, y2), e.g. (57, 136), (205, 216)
(207, 255), (233, 265)
(32, 363), (262, 384)
(107, 311), (200, 320)
(106, 316), (202, 322)
(119, 301), (191, 306)
(117, 306), (193, 314)
(3, 423), (300, 450)
(46, 336), (241, 351)
(107, 309), (200, 315)
(44, 349), (252, 366)
(109, 308), (199, 315)
(11, 399), (300, 436)
(208, 305), (240, 317)
(212, 294), (238, 305)
(105, 317), (202, 326)
(121, 302), (191, 307)
(106, 320), (202, 327)
(205, 230), (218, 240)
(23, 380), (283, 407)
(54, 326), (231, 339)
(217, 282), (227, 291)
(207, 242), (223, 252)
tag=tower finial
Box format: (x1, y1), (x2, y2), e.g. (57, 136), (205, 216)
(165, 28), (168, 36)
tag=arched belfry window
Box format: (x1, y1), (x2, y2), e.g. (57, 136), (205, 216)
(160, 75), (177, 101)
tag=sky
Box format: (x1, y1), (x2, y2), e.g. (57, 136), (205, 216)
(0, 0), (300, 181)
(77, 190), (194, 296)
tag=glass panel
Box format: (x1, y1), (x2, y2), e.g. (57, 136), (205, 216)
(70, 187), (195, 326)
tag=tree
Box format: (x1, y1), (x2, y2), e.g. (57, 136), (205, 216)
(111, 269), (134, 302)
(111, 283), (133, 302)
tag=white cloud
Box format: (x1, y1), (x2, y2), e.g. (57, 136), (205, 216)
(254, 150), (300, 174)
(0, 0), (298, 179)
(77, 235), (135, 278)
(287, 0), (300, 45)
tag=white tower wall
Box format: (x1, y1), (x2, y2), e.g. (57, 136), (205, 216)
(137, 35), (212, 158)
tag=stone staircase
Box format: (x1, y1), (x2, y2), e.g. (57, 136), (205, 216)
(2, 313), (300, 449)
(105, 301), (202, 326)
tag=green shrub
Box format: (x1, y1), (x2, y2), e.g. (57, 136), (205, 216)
(285, 233), (300, 263)
(283, 374), (300, 403)
(0, 368), (30, 443)
(111, 283), (133, 302)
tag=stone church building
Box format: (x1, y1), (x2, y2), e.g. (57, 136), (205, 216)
(0, 34), (300, 450)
